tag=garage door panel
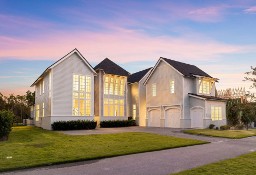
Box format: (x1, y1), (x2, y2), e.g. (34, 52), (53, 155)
(191, 108), (204, 128)
(165, 108), (180, 128)
(148, 110), (161, 127)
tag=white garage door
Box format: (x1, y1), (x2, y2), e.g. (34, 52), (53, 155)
(191, 108), (204, 128)
(148, 110), (161, 127)
(165, 108), (181, 128)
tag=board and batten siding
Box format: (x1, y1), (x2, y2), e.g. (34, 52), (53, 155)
(51, 53), (95, 118)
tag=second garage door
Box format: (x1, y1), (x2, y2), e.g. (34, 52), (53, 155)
(165, 108), (181, 128)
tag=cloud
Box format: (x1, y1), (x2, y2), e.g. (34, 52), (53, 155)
(244, 6), (256, 14)
(0, 29), (252, 64)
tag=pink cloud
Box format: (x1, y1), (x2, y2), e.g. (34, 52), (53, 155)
(0, 29), (251, 63)
(244, 6), (256, 13)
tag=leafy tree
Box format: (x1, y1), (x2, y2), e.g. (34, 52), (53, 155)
(241, 103), (256, 130)
(244, 66), (256, 88)
(226, 103), (240, 126)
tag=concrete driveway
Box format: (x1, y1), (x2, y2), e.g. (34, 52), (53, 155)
(59, 126), (227, 142)
(3, 127), (256, 175)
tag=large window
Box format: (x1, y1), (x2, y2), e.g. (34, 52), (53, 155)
(35, 105), (40, 121)
(72, 74), (91, 116)
(199, 79), (213, 94)
(170, 80), (175, 94)
(42, 80), (45, 94)
(211, 106), (222, 121)
(152, 83), (156, 96)
(103, 75), (125, 117)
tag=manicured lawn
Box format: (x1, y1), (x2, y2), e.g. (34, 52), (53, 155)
(174, 152), (256, 175)
(184, 129), (256, 139)
(0, 126), (206, 172)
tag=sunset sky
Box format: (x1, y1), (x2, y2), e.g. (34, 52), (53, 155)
(0, 0), (256, 96)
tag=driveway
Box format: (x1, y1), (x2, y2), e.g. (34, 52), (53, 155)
(3, 127), (256, 175)
(59, 126), (228, 142)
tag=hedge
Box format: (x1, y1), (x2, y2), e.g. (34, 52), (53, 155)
(100, 119), (136, 128)
(51, 120), (97, 131)
(0, 110), (14, 141)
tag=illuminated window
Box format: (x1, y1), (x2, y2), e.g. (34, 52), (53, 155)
(199, 79), (212, 94)
(42, 81), (45, 94)
(72, 74), (91, 116)
(170, 80), (175, 94)
(49, 72), (51, 91)
(120, 99), (124, 116)
(35, 105), (40, 121)
(104, 76), (109, 94)
(133, 104), (136, 119)
(114, 100), (119, 116)
(211, 107), (222, 121)
(152, 83), (156, 96)
(120, 79), (124, 96)
(42, 103), (45, 117)
(114, 79), (119, 95)
(109, 77), (114, 95)
(109, 99), (114, 116)
(104, 98), (109, 116)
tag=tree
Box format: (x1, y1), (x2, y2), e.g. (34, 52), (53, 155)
(241, 103), (256, 130)
(0, 110), (14, 141)
(244, 66), (256, 102)
(25, 90), (35, 107)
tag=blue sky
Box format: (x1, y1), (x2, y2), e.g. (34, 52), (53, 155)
(0, 0), (256, 95)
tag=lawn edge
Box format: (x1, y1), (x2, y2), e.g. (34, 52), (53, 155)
(0, 140), (208, 173)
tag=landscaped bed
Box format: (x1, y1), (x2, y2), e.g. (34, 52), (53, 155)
(0, 126), (206, 172)
(174, 151), (256, 175)
(184, 129), (256, 139)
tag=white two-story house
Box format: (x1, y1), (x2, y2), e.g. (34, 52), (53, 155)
(31, 49), (96, 130)
(144, 57), (226, 128)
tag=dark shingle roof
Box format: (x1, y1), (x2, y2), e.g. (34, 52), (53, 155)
(94, 58), (130, 76)
(161, 57), (212, 78)
(188, 93), (226, 101)
(128, 68), (152, 83)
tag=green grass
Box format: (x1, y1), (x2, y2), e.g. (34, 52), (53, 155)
(174, 151), (256, 175)
(0, 126), (206, 172)
(184, 129), (256, 139)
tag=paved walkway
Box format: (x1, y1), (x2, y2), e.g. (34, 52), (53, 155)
(3, 128), (256, 175)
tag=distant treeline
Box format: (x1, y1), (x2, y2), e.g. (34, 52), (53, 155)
(0, 91), (35, 123)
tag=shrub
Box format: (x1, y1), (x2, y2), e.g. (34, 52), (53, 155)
(209, 124), (215, 129)
(100, 120), (136, 128)
(215, 127), (219, 130)
(220, 125), (230, 130)
(51, 120), (97, 131)
(0, 110), (14, 141)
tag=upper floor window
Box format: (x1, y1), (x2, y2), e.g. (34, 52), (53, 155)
(39, 83), (42, 95)
(104, 75), (125, 96)
(170, 80), (175, 94)
(211, 106), (222, 121)
(152, 83), (156, 96)
(199, 79), (213, 94)
(42, 81), (44, 94)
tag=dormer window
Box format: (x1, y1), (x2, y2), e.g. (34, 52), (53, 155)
(199, 79), (213, 95)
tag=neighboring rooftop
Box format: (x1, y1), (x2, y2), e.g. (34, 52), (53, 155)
(128, 68), (152, 83)
(188, 93), (226, 101)
(94, 58), (130, 76)
(161, 57), (212, 78)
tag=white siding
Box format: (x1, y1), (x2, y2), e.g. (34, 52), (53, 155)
(52, 52), (95, 117)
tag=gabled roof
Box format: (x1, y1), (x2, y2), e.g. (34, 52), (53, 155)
(31, 48), (96, 87)
(94, 58), (130, 76)
(161, 58), (212, 78)
(128, 68), (152, 83)
(144, 57), (213, 85)
(188, 93), (226, 101)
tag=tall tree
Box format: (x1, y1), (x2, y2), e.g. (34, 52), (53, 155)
(244, 66), (256, 102)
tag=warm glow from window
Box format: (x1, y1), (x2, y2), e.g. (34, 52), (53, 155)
(114, 79), (119, 95)
(133, 104), (136, 119)
(39, 83), (42, 95)
(42, 103), (45, 117)
(35, 105), (40, 121)
(199, 79), (213, 94)
(152, 83), (156, 96)
(109, 77), (114, 95)
(104, 76), (109, 94)
(211, 106), (222, 121)
(42, 81), (45, 94)
(170, 80), (175, 94)
(72, 74), (91, 116)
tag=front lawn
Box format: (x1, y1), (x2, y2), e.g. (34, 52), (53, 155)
(184, 129), (256, 139)
(0, 126), (206, 172)
(174, 151), (256, 175)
